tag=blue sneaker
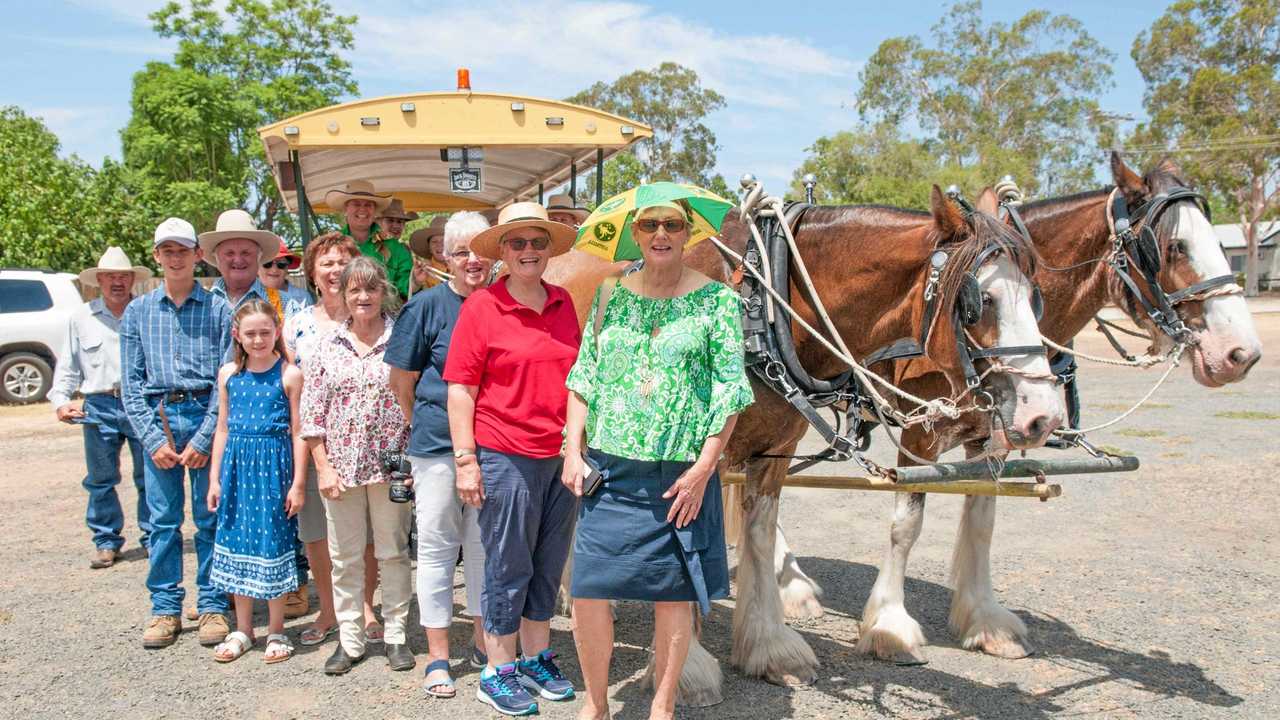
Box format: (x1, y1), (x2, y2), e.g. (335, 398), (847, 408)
(477, 663), (539, 716)
(517, 650), (575, 701)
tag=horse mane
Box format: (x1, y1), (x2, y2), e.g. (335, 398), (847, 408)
(933, 210), (1040, 320)
(801, 204), (931, 229)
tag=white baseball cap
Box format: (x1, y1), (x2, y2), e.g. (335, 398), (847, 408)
(153, 217), (198, 248)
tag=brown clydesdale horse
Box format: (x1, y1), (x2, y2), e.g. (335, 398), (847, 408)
(547, 185), (1063, 699)
(769, 153), (1263, 668)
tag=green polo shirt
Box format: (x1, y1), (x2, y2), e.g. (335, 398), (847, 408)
(346, 222), (413, 298)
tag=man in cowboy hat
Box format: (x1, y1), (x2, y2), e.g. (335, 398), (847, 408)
(408, 216), (450, 293)
(200, 208), (280, 310)
(378, 198), (419, 244)
(121, 218), (234, 650)
(50, 247), (154, 570)
(544, 193), (589, 229)
(324, 181), (413, 299)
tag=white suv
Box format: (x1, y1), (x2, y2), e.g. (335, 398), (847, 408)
(0, 269), (81, 403)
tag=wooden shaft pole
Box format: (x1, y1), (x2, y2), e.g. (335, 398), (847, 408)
(720, 472), (1061, 499)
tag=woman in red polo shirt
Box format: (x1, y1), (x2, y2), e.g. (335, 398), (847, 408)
(443, 202), (581, 716)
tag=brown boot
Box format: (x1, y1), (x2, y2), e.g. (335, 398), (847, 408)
(142, 615), (181, 648)
(89, 548), (119, 569)
(197, 612), (230, 647)
(283, 584), (310, 619)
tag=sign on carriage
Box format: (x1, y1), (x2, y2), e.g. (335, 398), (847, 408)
(449, 166), (482, 193)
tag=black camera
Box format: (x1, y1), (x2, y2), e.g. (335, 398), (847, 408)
(380, 450), (414, 504)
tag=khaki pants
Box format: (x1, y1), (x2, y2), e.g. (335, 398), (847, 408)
(323, 482), (411, 655)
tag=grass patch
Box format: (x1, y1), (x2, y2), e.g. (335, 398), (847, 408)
(1161, 452), (1185, 459)
(1213, 410), (1280, 421)
(1098, 445), (1131, 456)
(1116, 428), (1165, 438)
(1091, 402), (1171, 412)
(0, 609), (11, 624)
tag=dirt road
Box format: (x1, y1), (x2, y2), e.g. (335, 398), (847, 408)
(0, 316), (1276, 719)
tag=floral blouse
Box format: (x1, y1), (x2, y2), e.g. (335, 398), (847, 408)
(299, 315), (407, 487)
(566, 281), (754, 462)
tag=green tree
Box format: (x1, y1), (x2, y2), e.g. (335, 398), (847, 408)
(1129, 0), (1280, 296)
(145, 0), (358, 233)
(568, 63), (731, 194)
(856, 0), (1114, 195)
(0, 106), (153, 273)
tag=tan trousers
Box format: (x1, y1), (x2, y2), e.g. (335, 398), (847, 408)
(323, 482), (411, 655)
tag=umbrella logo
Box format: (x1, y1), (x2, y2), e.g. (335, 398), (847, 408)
(593, 222), (617, 243)
(596, 196), (626, 214)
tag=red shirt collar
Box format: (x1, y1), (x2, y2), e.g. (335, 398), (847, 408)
(489, 275), (566, 314)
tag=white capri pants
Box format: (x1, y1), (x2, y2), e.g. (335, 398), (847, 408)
(411, 454), (485, 628)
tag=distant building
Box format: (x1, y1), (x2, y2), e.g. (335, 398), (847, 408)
(1214, 222), (1280, 290)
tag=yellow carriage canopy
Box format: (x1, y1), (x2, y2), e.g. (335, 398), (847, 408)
(258, 90), (654, 222)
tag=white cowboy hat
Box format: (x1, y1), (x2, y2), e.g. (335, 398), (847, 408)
(545, 193), (589, 224)
(470, 202), (576, 260)
(197, 209), (281, 260)
(79, 246), (152, 287)
(324, 180), (392, 213)
(408, 216), (450, 258)
(379, 198), (419, 222)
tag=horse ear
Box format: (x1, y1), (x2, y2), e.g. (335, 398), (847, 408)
(976, 188), (998, 215)
(1155, 156), (1183, 177)
(1110, 151), (1146, 202)
(930, 184), (966, 239)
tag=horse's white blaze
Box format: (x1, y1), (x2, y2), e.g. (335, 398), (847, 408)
(979, 257), (1063, 446)
(1175, 205), (1262, 384)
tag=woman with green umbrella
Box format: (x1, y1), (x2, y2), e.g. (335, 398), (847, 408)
(562, 186), (753, 720)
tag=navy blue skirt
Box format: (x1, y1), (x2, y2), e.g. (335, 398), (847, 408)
(571, 450), (730, 615)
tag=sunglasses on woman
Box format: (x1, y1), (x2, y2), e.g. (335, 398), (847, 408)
(502, 237), (550, 251)
(262, 259), (292, 270)
(634, 218), (688, 234)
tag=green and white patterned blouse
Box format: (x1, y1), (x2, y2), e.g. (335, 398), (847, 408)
(566, 280), (754, 462)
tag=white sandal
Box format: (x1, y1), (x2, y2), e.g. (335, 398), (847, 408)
(214, 631), (253, 663)
(264, 633), (295, 664)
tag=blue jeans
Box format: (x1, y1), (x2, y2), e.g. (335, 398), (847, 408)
(81, 394), (151, 551)
(142, 396), (228, 616)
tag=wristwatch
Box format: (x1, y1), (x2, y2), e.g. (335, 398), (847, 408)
(454, 448), (476, 459)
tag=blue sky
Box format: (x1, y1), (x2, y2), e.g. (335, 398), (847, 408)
(4, 0), (1170, 195)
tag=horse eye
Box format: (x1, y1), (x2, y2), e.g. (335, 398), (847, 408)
(982, 293), (993, 306)
(1175, 240), (1188, 255)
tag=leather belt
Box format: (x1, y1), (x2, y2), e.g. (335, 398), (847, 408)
(150, 388), (211, 404)
(87, 388), (122, 399)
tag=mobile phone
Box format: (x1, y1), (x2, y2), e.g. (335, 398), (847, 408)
(581, 454), (604, 497)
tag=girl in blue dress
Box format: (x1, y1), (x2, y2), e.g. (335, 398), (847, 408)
(207, 299), (307, 663)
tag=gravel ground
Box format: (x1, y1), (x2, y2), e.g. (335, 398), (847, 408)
(0, 315), (1276, 720)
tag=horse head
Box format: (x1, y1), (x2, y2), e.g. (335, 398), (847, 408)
(1109, 152), (1261, 386)
(918, 185), (1063, 450)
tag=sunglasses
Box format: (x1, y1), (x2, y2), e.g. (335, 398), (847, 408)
(502, 237), (550, 252)
(634, 218), (688, 234)
(262, 259), (292, 270)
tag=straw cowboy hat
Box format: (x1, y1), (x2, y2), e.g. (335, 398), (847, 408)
(470, 202), (576, 260)
(379, 198), (419, 222)
(198, 209), (281, 260)
(324, 180), (392, 213)
(79, 246), (152, 287)
(408, 216), (449, 258)
(545, 193), (589, 224)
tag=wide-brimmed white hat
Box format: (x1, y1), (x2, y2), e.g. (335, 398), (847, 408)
(408, 216), (449, 258)
(545, 193), (589, 224)
(79, 246), (152, 287)
(379, 198), (418, 222)
(198, 209), (281, 260)
(324, 180), (392, 213)
(470, 202), (576, 260)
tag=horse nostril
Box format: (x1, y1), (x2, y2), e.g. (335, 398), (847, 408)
(1026, 415), (1048, 440)
(1229, 347), (1248, 365)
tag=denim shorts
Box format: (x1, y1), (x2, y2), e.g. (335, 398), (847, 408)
(476, 447), (575, 636)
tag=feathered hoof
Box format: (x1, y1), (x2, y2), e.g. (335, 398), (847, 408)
(954, 604), (1033, 659)
(780, 577), (825, 621)
(732, 624), (819, 688)
(857, 605), (928, 665)
(640, 640), (724, 707)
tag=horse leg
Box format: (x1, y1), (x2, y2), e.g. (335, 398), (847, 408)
(731, 457), (819, 686)
(640, 610), (724, 707)
(857, 491), (929, 665)
(775, 524), (824, 619)
(949, 493), (1032, 658)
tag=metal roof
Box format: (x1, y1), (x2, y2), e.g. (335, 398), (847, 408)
(258, 92), (653, 214)
(1214, 222), (1280, 250)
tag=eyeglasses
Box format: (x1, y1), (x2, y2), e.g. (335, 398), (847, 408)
(634, 218), (688, 234)
(262, 260), (292, 270)
(502, 237), (550, 251)
(449, 249), (479, 260)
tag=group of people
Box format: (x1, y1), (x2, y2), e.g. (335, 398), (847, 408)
(51, 180), (753, 720)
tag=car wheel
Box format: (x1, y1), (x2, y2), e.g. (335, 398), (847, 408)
(0, 352), (53, 404)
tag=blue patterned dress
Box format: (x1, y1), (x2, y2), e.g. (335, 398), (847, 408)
(210, 358), (298, 599)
